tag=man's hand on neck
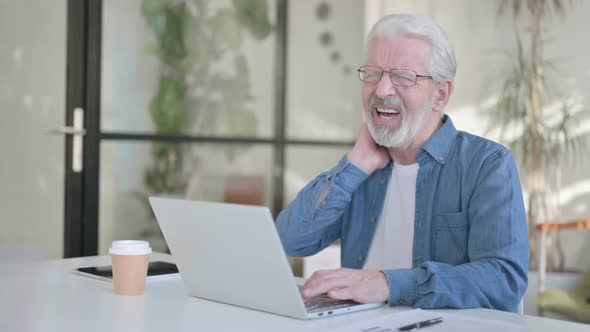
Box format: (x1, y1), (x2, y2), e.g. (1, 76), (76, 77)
(347, 124), (391, 174)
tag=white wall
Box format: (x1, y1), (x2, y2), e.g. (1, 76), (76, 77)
(284, 0), (365, 200)
(0, 0), (66, 260)
(286, 0), (365, 141)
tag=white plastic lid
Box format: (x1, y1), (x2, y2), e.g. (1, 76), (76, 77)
(109, 240), (152, 255)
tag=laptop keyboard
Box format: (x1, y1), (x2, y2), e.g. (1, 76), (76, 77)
(299, 286), (358, 313)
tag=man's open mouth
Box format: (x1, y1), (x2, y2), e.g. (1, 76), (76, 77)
(375, 107), (401, 119)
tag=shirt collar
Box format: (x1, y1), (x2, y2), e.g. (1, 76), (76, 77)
(418, 114), (458, 165)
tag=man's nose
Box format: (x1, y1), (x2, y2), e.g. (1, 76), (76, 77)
(374, 74), (397, 98)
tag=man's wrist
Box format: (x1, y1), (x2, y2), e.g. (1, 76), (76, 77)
(347, 151), (374, 174)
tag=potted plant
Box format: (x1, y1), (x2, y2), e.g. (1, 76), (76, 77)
(138, 0), (273, 250)
(489, 0), (584, 270)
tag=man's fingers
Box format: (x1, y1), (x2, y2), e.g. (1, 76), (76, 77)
(302, 270), (357, 299)
(306, 268), (355, 286)
(303, 270), (390, 304)
(327, 287), (354, 300)
(303, 277), (352, 299)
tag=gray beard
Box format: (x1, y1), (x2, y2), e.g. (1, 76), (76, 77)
(366, 99), (433, 149)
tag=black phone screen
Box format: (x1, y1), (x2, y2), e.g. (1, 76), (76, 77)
(77, 261), (178, 279)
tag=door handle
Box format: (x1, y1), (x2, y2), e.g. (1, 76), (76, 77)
(48, 108), (85, 173)
(48, 127), (86, 135)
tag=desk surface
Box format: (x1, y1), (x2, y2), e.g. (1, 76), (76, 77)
(0, 253), (587, 332)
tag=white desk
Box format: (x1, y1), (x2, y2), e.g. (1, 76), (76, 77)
(0, 253), (587, 332)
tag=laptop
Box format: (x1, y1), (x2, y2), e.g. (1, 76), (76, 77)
(149, 197), (384, 319)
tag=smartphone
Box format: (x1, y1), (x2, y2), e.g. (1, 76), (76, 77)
(73, 261), (179, 282)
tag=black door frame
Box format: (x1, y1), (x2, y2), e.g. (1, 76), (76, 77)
(64, 0), (102, 257)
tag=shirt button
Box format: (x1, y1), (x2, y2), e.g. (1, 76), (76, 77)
(379, 179), (385, 185)
(398, 299), (405, 305)
(369, 217), (376, 223)
(358, 255), (364, 261)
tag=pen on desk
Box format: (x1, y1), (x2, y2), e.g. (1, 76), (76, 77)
(398, 317), (443, 331)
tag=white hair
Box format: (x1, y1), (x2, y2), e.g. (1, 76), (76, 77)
(365, 14), (457, 83)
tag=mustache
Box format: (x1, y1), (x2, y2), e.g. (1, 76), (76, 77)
(370, 96), (404, 110)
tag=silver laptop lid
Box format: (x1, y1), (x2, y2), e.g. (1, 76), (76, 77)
(149, 197), (308, 319)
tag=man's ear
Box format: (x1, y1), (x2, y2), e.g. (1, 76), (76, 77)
(432, 80), (453, 112)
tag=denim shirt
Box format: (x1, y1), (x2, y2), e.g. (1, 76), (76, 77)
(276, 115), (529, 313)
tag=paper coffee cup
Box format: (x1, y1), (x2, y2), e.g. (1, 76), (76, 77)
(109, 240), (152, 296)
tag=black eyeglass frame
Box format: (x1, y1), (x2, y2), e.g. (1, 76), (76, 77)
(357, 65), (433, 87)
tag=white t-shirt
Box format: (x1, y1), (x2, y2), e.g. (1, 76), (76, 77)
(363, 162), (419, 271)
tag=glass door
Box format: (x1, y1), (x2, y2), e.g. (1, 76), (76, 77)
(97, 0), (279, 254)
(0, 0), (105, 259)
(0, 0), (68, 260)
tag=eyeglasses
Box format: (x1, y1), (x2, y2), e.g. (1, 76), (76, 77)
(357, 66), (433, 87)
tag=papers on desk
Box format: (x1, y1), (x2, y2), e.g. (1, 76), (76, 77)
(329, 309), (526, 332)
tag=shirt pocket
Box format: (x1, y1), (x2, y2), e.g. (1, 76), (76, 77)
(433, 211), (469, 266)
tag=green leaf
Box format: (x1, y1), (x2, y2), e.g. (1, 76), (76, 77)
(144, 41), (161, 54)
(211, 9), (242, 50)
(192, 0), (205, 15)
(160, 7), (188, 62)
(182, 9), (200, 65)
(232, 0), (273, 40)
(149, 78), (186, 134)
(142, 0), (169, 31)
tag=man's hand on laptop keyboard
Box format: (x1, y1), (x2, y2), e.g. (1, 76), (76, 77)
(301, 268), (389, 304)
